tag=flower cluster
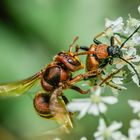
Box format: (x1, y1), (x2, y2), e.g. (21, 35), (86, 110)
(65, 5), (140, 140)
(67, 87), (118, 119)
(105, 13), (140, 88)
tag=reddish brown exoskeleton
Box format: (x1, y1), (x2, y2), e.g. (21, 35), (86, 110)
(75, 26), (140, 89)
(0, 37), (95, 132)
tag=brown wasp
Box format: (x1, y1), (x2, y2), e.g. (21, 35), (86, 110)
(0, 37), (97, 132)
(75, 26), (140, 89)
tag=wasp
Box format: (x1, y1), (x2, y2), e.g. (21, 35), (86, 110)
(0, 37), (97, 132)
(75, 26), (140, 89)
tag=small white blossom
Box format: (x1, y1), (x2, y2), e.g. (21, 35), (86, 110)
(115, 46), (140, 87)
(127, 16), (140, 28)
(124, 15), (140, 35)
(105, 17), (124, 32)
(127, 64), (140, 87)
(126, 47), (140, 63)
(128, 119), (140, 140)
(112, 77), (124, 85)
(53, 138), (61, 140)
(80, 136), (88, 140)
(67, 87), (118, 119)
(138, 5), (140, 14)
(132, 74), (140, 87)
(94, 118), (123, 140)
(128, 100), (140, 117)
(132, 33), (140, 46)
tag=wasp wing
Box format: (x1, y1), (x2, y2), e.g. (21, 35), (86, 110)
(0, 72), (41, 96)
(49, 87), (73, 133)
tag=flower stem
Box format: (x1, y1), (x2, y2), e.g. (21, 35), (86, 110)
(100, 113), (111, 126)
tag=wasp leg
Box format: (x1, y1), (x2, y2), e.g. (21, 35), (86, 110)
(97, 74), (122, 90)
(110, 36), (115, 46)
(75, 45), (89, 53)
(93, 38), (102, 45)
(79, 46), (89, 51)
(110, 36), (122, 46)
(68, 69), (100, 85)
(97, 68), (122, 87)
(70, 85), (89, 94)
(75, 45), (80, 52)
(69, 36), (79, 53)
(114, 33), (127, 39)
(74, 51), (96, 56)
(93, 27), (113, 45)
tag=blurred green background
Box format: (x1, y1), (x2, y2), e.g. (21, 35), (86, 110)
(0, 0), (140, 140)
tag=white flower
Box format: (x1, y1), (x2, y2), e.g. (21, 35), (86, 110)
(67, 87), (118, 119)
(127, 63), (140, 87)
(132, 33), (140, 46)
(126, 47), (140, 63)
(115, 47), (140, 87)
(132, 74), (140, 87)
(94, 118), (124, 140)
(128, 100), (140, 117)
(112, 77), (124, 85)
(80, 136), (88, 140)
(124, 15), (140, 35)
(105, 17), (124, 32)
(128, 119), (140, 140)
(138, 5), (140, 14)
(127, 16), (140, 29)
(53, 138), (61, 140)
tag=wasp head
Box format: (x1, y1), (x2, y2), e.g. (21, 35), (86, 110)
(54, 52), (84, 72)
(107, 45), (123, 58)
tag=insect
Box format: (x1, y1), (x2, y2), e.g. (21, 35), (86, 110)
(75, 26), (140, 88)
(0, 37), (96, 132)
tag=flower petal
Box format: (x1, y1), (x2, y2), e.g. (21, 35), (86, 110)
(98, 102), (107, 113)
(130, 119), (140, 128)
(126, 47), (136, 56)
(88, 104), (99, 116)
(94, 136), (104, 140)
(94, 87), (102, 96)
(77, 102), (92, 119)
(80, 137), (87, 140)
(111, 131), (127, 140)
(105, 17), (124, 32)
(132, 74), (140, 87)
(128, 100), (140, 114)
(101, 97), (118, 104)
(131, 55), (140, 62)
(94, 131), (102, 138)
(138, 5), (140, 14)
(108, 122), (122, 132)
(112, 77), (124, 85)
(98, 118), (107, 131)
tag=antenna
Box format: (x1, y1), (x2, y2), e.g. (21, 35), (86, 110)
(69, 36), (79, 53)
(119, 57), (140, 85)
(120, 25), (140, 49)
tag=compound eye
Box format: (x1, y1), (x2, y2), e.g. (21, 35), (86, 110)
(58, 52), (64, 56)
(68, 58), (74, 64)
(68, 58), (80, 66)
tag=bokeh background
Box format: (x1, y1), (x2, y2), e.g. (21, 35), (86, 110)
(0, 0), (140, 140)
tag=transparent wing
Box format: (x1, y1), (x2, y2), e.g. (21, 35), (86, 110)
(0, 72), (41, 96)
(56, 96), (73, 132)
(49, 88), (73, 133)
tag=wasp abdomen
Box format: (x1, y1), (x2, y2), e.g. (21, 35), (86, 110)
(34, 93), (54, 119)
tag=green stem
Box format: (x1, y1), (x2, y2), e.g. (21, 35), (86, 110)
(100, 113), (111, 126)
